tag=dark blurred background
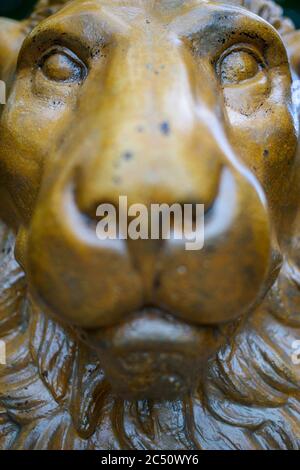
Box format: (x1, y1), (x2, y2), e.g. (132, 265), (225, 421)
(0, 0), (299, 25)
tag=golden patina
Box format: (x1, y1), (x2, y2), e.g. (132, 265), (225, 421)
(0, 0), (300, 449)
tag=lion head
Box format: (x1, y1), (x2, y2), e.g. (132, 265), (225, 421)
(0, 0), (300, 450)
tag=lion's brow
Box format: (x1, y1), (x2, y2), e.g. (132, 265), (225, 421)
(28, 0), (294, 38)
(22, 13), (108, 59)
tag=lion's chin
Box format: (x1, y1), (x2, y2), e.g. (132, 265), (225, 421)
(83, 308), (225, 400)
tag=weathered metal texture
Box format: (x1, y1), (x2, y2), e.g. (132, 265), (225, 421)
(0, 0), (300, 449)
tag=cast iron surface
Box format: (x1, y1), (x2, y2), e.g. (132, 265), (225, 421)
(0, 0), (300, 449)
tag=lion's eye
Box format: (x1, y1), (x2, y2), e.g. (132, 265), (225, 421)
(218, 50), (261, 85)
(41, 49), (86, 83)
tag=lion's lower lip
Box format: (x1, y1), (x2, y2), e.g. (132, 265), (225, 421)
(85, 307), (206, 355)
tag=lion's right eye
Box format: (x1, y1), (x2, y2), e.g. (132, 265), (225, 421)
(217, 47), (264, 86)
(215, 45), (269, 116)
(41, 49), (87, 83)
(220, 51), (258, 84)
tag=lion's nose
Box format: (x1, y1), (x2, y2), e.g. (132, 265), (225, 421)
(74, 159), (220, 231)
(72, 149), (220, 300)
(73, 135), (222, 223)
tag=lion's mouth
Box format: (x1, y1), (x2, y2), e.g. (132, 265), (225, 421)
(82, 307), (224, 400)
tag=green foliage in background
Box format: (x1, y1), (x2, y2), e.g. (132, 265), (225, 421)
(0, 0), (36, 19)
(277, 0), (300, 27)
(0, 0), (300, 25)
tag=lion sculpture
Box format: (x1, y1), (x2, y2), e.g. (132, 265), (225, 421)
(0, 0), (300, 450)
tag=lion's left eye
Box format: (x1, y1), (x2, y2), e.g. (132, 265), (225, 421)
(41, 49), (87, 83)
(218, 49), (262, 85)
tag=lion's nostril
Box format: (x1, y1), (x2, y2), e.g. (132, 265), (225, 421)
(81, 211), (98, 230)
(204, 201), (215, 218)
(76, 190), (118, 232)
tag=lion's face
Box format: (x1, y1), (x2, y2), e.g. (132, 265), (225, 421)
(0, 0), (299, 400)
